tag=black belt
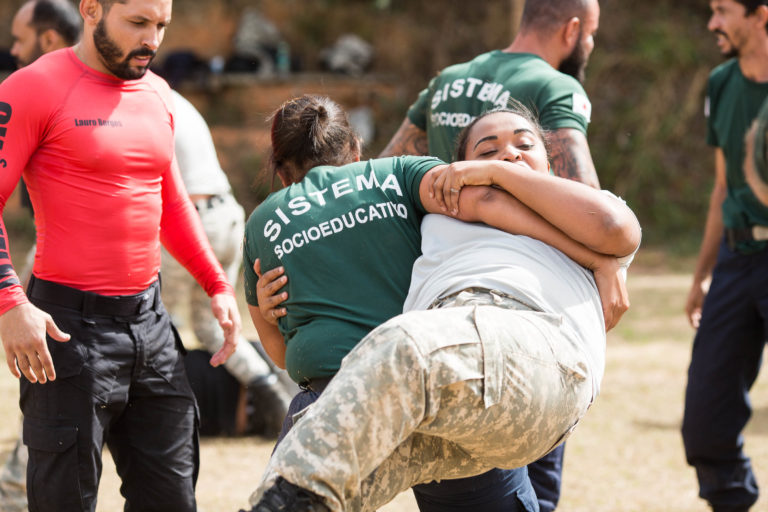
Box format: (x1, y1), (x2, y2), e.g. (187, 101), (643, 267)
(725, 225), (768, 250)
(27, 275), (159, 317)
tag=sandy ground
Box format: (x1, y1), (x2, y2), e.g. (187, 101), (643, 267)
(1, 265), (767, 511)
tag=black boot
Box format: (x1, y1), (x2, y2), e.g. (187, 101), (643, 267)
(245, 373), (292, 438)
(240, 477), (330, 512)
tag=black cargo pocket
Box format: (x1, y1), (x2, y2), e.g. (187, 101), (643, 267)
(148, 318), (188, 390)
(23, 421), (83, 511)
(48, 336), (86, 380)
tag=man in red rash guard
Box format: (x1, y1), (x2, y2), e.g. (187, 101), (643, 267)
(0, 0), (241, 510)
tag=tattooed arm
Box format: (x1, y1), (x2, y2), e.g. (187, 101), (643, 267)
(548, 127), (600, 189)
(379, 118), (430, 157)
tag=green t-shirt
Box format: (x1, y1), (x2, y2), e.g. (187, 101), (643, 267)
(706, 59), (768, 253)
(243, 156), (443, 382)
(407, 51), (591, 161)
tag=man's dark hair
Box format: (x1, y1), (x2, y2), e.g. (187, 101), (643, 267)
(29, 0), (82, 46)
(96, 0), (128, 14)
(738, 0), (768, 13)
(736, 0), (768, 32)
(519, 0), (589, 34)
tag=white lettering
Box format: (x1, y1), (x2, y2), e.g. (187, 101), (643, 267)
(368, 205), (383, 221)
(320, 221), (332, 237)
(380, 174), (403, 196)
(275, 207), (290, 225)
(465, 78), (482, 97)
(431, 89), (442, 110)
(288, 196), (311, 216)
(494, 91), (511, 110)
(356, 171), (380, 191)
(332, 179), (353, 198)
(478, 82), (502, 102)
(281, 238), (294, 255)
(355, 208), (368, 223)
(450, 79), (465, 98)
(308, 189), (329, 206)
(264, 219), (281, 242)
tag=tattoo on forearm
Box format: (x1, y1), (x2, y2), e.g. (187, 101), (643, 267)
(380, 123), (429, 157)
(549, 130), (600, 189)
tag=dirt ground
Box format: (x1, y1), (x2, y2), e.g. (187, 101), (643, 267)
(1, 251), (768, 511)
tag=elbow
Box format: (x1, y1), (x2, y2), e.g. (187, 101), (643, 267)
(456, 186), (501, 222)
(599, 208), (642, 257)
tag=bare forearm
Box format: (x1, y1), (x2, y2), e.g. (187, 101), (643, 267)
(248, 305), (286, 369)
(466, 188), (611, 268)
(481, 162), (640, 256)
(692, 183), (726, 283)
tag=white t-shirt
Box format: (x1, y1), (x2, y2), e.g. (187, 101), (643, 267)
(404, 212), (636, 396)
(171, 90), (232, 196)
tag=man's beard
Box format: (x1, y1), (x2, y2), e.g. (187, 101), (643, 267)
(714, 29), (739, 59)
(15, 39), (43, 68)
(558, 36), (588, 83)
(93, 18), (156, 79)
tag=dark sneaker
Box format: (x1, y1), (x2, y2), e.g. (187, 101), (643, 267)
(245, 374), (292, 438)
(241, 477), (330, 512)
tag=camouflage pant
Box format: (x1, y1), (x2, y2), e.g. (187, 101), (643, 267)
(251, 290), (594, 512)
(161, 192), (271, 384)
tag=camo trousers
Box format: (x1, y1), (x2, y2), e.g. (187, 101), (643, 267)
(252, 291), (594, 511)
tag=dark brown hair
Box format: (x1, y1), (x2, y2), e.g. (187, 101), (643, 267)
(454, 99), (549, 161)
(29, 0), (82, 45)
(520, 0), (590, 35)
(269, 95), (360, 186)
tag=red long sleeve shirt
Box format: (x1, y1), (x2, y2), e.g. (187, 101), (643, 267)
(0, 48), (233, 314)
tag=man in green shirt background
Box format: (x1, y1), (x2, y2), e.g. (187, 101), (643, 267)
(682, 1), (768, 511)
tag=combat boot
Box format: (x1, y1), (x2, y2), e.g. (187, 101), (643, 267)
(241, 477), (330, 512)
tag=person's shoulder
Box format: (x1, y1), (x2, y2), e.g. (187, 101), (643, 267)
(439, 50), (498, 74)
(2, 49), (72, 91)
(0, 50), (77, 109)
(709, 58), (738, 85)
(532, 61), (586, 93)
(142, 70), (175, 105)
(373, 155), (443, 169)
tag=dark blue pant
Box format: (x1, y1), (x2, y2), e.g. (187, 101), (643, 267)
(22, 277), (199, 512)
(682, 240), (768, 511)
(278, 388), (558, 512)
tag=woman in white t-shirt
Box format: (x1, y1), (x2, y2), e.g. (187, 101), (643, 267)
(247, 101), (640, 512)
